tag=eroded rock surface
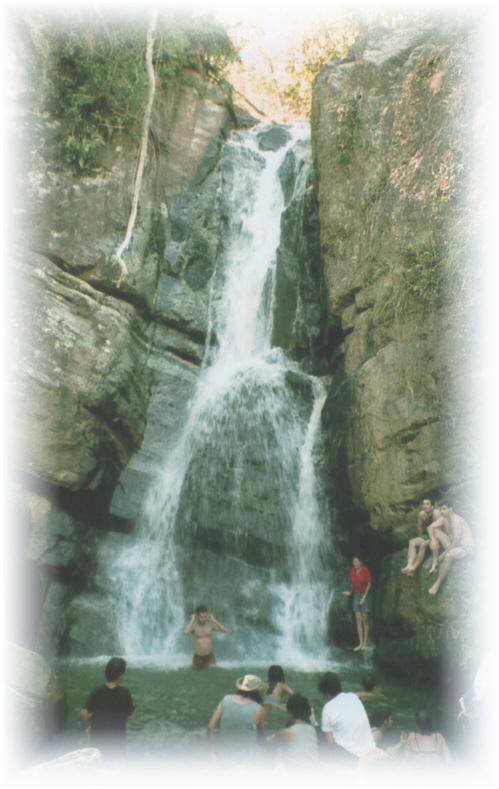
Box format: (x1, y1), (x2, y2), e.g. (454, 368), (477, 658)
(311, 24), (476, 667)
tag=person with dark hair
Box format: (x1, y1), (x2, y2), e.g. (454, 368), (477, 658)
(369, 707), (393, 745)
(342, 556), (372, 651)
(81, 657), (135, 759)
(184, 605), (227, 668)
(207, 674), (267, 763)
(318, 672), (375, 761)
(393, 710), (451, 764)
(357, 674), (386, 702)
(401, 499), (442, 575)
(263, 665), (294, 710)
(267, 694), (319, 766)
(427, 504), (474, 594)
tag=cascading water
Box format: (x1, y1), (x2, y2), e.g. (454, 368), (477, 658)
(109, 123), (334, 666)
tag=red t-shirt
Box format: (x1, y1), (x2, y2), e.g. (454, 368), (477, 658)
(349, 566), (371, 594)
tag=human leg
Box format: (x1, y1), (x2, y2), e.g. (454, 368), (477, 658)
(361, 613), (369, 649)
(428, 528), (450, 573)
(428, 547), (464, 594)
(402, 538), (427, 574)
(354, 612), (363, 651)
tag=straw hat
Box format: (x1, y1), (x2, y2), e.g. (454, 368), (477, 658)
(236, 674), (268, 693)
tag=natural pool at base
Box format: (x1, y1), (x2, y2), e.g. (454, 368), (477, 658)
(50, 656), (458, 761)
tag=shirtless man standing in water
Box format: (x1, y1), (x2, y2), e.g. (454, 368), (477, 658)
(184, 605), (227, 669)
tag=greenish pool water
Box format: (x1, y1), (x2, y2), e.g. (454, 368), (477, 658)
(49, 657), (458, 761)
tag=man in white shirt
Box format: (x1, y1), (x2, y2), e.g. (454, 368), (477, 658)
(318, 672), (376, 760)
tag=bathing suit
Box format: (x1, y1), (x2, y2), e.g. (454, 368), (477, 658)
(192, 652), (216, 669)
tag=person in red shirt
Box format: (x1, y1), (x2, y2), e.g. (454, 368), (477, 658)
(343, 556), (372, 651)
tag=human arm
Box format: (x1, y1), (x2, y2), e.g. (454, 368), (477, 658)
(427, 515), (445, 536)
(207, 702), (222, 738)
(417, 511), (425, 536)
(254, 705), (267, 741)
(387, 735), (407, 757)
(324, 731), (335, 745)
(81, 707), (91, 736)
(209, 614), (227, 633)
(184, 614), (196, 635)
(360, 566), (372, 604)
(361, 580), (371, 605)
(127, 690), (136, 720)
(281, 683), (294, 696)
(267, 728), (292, 745)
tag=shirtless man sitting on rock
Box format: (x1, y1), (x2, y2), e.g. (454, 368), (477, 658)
(401, 498), (441, 576)
(184, 605), (227, 669)
(427, 503), (474, 595)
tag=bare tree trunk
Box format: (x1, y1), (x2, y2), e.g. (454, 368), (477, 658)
(113, 11), (157, 286)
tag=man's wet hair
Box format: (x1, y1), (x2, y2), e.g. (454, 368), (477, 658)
(318, 672), (342, 698)
(287, 694), (312, 723)
(195, 605), (208, 615)
(361, 673), (377, 692)
(105, 657), (127, 682)
(439, 501), (451, 508)
(416, 710), (435, 735)
(370, 707), (392, 728)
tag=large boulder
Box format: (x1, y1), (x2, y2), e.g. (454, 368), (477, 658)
(7, 643), (66, 757)
(375, 549), (476, 680)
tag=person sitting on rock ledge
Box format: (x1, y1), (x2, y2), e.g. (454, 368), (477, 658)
(427, 503), (474, 595)
(401, 498), (441, 576)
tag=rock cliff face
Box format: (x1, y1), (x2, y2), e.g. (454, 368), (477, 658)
(12, 20), (239, 656)
(311, 25), (477, 673)
(13, 16), (478, 677)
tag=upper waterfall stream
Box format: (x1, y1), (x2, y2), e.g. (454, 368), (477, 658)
(107, 124), (334, 667)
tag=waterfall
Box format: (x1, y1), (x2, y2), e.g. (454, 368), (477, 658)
(109, 123), (333, 665)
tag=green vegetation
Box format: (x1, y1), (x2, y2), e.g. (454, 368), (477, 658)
(333, 96), (362, 165)
(282, 22), (358, 117)
(373, 246), (443, 321)
(41, 10), (238, 174)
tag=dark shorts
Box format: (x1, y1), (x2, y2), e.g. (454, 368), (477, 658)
(192, 652), (216, 669)
(353, 592), (372, 614)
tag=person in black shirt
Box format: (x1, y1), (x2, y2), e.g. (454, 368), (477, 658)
(81, 657), (135, 759)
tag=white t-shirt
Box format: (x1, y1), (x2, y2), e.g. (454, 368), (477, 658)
(321, 692), (376, 757)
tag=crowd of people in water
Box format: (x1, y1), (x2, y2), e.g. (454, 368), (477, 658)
(80, 657), (464, 772)
(74, 496), (479, 772)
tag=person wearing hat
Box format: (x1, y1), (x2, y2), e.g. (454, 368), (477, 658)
(207, 674), (267, 761)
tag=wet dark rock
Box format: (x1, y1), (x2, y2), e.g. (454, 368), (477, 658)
(256, 125), (292, 151)
(375, 549), (476, 678)
(272, 140), (327, 371)
(66, 594), (121, 656)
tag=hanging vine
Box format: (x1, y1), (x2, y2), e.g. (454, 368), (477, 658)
(112, 11), (157, 286)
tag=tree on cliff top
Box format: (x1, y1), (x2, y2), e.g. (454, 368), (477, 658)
(37, 8), (238, 174)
